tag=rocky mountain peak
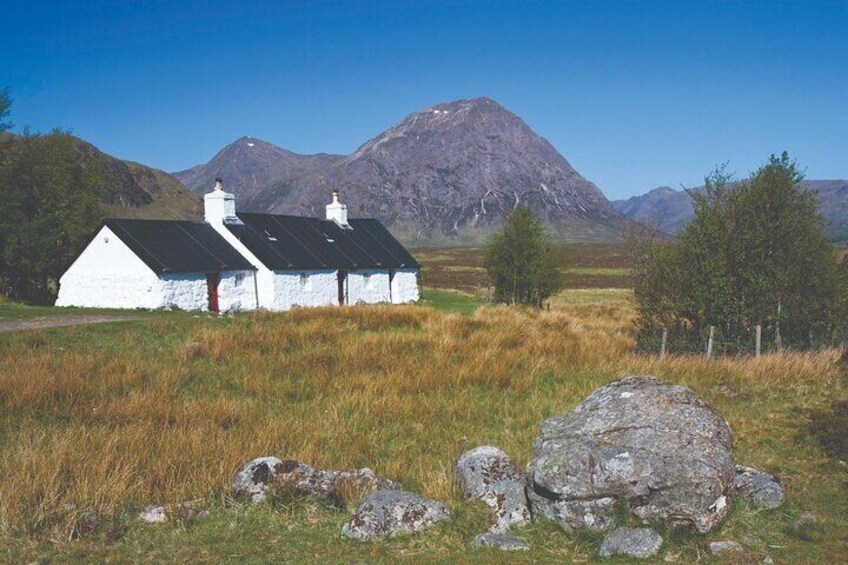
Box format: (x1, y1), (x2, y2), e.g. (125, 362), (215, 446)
(176, 97), (627, 244)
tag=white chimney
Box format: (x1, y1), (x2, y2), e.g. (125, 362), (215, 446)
(326, 189), (349, 226)
(204, 178), (237, 223)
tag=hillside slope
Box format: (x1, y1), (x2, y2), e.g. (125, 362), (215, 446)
(613, 180), (848, 242)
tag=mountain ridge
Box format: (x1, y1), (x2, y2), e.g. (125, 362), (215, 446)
(612, 180), (848, 242)
(174, 97), (627, 245)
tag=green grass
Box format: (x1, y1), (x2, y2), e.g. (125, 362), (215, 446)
(418, 288), (482, 315)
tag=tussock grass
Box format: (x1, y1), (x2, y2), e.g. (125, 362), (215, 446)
(0, 290), (846, 562)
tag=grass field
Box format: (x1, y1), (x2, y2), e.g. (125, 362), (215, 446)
(415, 243), (631, 295)
(0, 286), (846, 563)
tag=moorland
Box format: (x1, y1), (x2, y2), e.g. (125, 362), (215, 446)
(0, 244), (845, 563)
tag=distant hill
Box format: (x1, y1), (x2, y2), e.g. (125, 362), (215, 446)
(2, 133), (201, 221)
(175, 97), (627, 245)
(613, 180), (848, 243)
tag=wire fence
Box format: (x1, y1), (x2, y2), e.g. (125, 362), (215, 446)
(636, 322), (847, 357)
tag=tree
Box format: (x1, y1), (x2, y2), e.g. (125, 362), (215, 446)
(484, 205), (561, 307)
(0, 131), (107, 303)
(630, 153), (844, 352)
(0, 87), (11, 132)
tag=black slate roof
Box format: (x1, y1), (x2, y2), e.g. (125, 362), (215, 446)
(225, 213), (419, 270)
(105, 219), (256, 274)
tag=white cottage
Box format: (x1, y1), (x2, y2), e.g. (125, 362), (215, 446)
(56, 181), (420, 312)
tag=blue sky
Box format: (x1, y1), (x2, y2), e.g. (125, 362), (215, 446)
(2, 1), (846, 199)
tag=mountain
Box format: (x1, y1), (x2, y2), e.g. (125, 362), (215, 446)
(174, 136), (341, 206)
(612, 180), (848, 242)
(175, 98), (626, 244)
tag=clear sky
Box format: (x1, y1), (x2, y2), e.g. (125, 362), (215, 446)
(2, 1), (846, 199)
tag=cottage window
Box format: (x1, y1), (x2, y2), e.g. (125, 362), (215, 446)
(234, 273), (245, 286)
(300, 273), (312, 291)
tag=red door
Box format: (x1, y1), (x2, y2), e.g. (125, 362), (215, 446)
(206, 273), (220, 313)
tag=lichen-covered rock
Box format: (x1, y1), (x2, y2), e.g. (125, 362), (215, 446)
(233, 456), (286, 502)
(341, 490), (450, 541)
(705, 540), (744, 555)
(455, 446), (530, 533)
(470, 532), (531, 551)
(234, 457), (400, 505)
(527, 376), (736, 533)
(526, 492), (617, 532)
(733, 465), (785, 509)
(599, 527), (663, 559)
(456, 446), (524, 497)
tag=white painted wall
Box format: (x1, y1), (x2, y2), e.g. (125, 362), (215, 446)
(158, 273), (208, 311)
(270, 270), (337, 310)
(391, 269), (420, 304)
(218, 271), (260, 312)
(348, 270), (391, 304)
(56, 226), (163, 309)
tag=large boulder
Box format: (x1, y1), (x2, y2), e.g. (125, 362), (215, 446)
(233, 457), (400, 505)
(341, 490), (451, 541)
(527, 376), (735, 533)
(455, 446), (531, 533)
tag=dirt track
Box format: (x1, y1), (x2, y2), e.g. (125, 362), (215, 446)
(0, 314), (137, 333)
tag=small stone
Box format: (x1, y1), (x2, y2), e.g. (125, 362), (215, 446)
(470, 533), (531, 551)
(598, 527), (663, 559)
(138, 505), (167, 523)
(762, 556), (774, 564)
(233, 456), (286, 502)
(455, 446), (530, 533)
(733, 465), (785, 509)
(341, 490), (450, 541)
(705, 540), (744, 555)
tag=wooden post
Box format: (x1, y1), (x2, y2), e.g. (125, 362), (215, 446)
(660, 327), (668, 359)
(706, 325), (715, 358)
(775, 300), (782, 352)
(755, 325), (761, 357)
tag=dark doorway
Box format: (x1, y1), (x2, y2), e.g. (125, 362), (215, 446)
(388, 270), (395, 302)
(206, 273), (220, 313)
(337, 270), (348, 305)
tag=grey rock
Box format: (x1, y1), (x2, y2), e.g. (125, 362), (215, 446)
(341, 490), (451, 541)
(733, 465), (785, 509)
(527, 376), (736, 533)
(456, 446), (531, 533)
(526, 490), (617, 532)
(233, 456), (285, 502)
(599, 527), (663, 560)
(705, 540), (744, 555)
(234, 457), (400, 505)
(456, 446), (523, 497)
(470, 532), (531, 551)
(138, 500), (209, 523)
(138, 505), (167, 523)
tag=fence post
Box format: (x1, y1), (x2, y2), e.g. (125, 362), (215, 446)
(755, 325), (761, 357)
(660, 327), (668, 359)
(706, 326), (715, 358)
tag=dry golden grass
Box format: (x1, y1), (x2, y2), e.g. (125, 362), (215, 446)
(0, 289), (845, 562)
